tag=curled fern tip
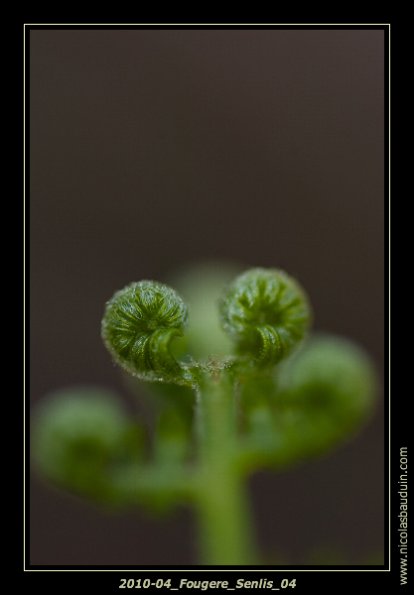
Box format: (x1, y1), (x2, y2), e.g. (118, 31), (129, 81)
(101, 280), (189, 384)
(219, 268), (311, 365)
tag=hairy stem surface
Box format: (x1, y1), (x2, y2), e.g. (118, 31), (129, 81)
(195, 370), (258, 565)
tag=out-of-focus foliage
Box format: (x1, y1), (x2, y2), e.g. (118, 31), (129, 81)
(32, 263), (378, 564)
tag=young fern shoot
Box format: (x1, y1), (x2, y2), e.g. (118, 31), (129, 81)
(33, 266), (377, 565)
(101, 280), (193, 386)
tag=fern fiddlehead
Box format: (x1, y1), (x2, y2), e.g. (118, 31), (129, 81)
(33, 264), (378, 565)
(219, 268), (311, 366)
(101, 280), (193, 386)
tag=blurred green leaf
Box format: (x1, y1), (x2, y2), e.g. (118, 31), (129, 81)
(32, 387), (143, 503)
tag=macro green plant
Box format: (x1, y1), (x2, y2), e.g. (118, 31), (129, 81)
(32, 265), (377, 565)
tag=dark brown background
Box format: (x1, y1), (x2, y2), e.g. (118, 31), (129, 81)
(30, 28), (384, 566)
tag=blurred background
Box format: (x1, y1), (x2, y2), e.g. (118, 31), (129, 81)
(30, 28), (384, 566)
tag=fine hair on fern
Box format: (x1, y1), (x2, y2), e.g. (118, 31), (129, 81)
(33, 264), (377, 565)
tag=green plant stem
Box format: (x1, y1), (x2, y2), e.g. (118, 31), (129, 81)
(195, 369), (258, 565)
